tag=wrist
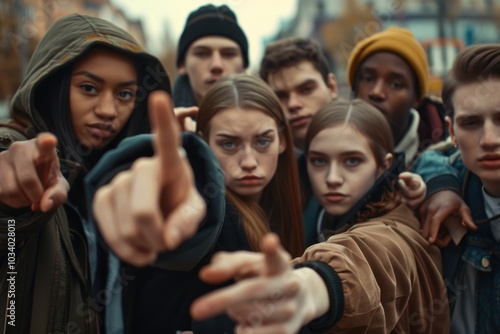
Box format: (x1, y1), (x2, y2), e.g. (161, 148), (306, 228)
(297, 267), (330, 323)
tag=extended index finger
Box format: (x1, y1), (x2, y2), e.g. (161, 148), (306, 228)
(148, 91), (183, 171)
(261, 233), (291, 277)
(35, 133), (58, 162)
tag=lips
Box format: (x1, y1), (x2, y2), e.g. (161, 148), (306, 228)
(237, 176), (264, 186)
(323, 193), (347, 203)
(205, 78), (218, 85)
(289, 115), (311, 128)
(85, 123), (116, 139)
(478, 154), (500, 168)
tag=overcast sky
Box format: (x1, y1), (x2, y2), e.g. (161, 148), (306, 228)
(111, 0), (298, 71)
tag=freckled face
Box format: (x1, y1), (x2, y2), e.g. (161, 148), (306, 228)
(207, 108), (286, 201)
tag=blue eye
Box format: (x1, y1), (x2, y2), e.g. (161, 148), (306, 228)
(222, 141), (236, 150)
(345, 157), (361, 166)
(310, 157), (326, 166)
(255, 138), (271, 149)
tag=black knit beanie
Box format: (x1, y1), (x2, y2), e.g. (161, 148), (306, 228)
(176, 4), (249, 68)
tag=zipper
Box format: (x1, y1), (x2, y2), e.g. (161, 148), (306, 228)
(57, 227), (71, 333)
(70, 229), (98, 333)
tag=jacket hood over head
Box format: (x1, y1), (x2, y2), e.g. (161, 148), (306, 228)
(10, 13), (171, 137)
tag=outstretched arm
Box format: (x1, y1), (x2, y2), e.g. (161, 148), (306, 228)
(191, 233), (329, 334)
(0, 133), (69, 212)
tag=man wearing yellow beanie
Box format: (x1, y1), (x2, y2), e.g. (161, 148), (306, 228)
(346, 27), (447, 164)
(349, 28), (475, 279)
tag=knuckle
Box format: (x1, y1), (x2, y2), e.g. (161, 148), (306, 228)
(110, 172), (131, 188)
(8, 141), (24, 153)
(121, 224), (140, 243)
(130, 210), (156, 226)
(281, 303), (297, 318)
(18, 173), (39, 190)
(131, 158), (151, 172)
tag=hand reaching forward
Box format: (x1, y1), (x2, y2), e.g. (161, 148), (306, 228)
(93, 91), (206, 266)
(0, 133), (69, 212)
(191, 234), (329, 334)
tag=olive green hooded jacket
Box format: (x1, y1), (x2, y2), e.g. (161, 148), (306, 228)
(0, 13), (170, 333)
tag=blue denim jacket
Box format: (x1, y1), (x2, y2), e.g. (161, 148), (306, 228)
(440, 164), (500, 333)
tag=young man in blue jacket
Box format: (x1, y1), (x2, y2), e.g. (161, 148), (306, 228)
(415, 44), (500, 333)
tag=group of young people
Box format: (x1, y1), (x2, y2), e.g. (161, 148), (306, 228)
(0, 4), (498, 334)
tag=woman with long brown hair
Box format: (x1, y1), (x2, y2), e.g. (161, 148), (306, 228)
(196, 73), (304, 257)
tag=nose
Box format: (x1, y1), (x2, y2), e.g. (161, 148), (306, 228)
(240, 147), (258, 172)
(210, 52), (223, 75)
(480, 121), (500, 149)
(325, 163), (343, 187)
(368, 79), (386, 101)
(286, 92), (302, 114)
(94, 91), (117, 120)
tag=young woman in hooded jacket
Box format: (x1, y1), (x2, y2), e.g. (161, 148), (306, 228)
(0, 14), (211, 333)
(190, 98), (450, 333)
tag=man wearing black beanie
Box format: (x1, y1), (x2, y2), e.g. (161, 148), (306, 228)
(173, 4), (249, 108)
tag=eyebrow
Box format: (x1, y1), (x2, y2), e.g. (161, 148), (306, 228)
(73, 71), (137, 86)
(308, 150), (364, 156)
(215, 129), (275, 139)
(274, 79), (317, 95)
(191, 45), (240, 52)
(360, 67), (409, 80)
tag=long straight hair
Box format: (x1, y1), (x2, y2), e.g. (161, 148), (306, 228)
(197, 74), (305, 257)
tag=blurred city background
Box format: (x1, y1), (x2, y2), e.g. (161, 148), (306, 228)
(1, 0), (499, 118)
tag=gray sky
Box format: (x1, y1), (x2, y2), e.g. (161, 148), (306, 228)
(111, 0), (298, 71)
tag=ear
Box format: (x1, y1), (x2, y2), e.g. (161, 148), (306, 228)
(377, 153), (393, 178)
(445, 116), (457, 147)
(327, 73), (338, 99)
(278, 132), (287, 154)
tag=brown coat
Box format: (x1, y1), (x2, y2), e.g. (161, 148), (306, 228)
(293, 204), (450, 333)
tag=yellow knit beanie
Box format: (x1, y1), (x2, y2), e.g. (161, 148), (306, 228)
(347, 27), (429, 99)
